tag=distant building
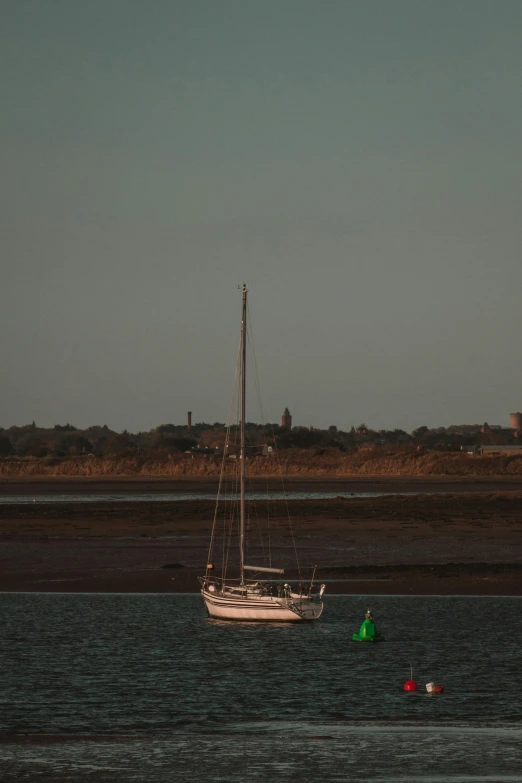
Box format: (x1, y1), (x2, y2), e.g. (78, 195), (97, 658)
(480, 445), (522, 456)
(281, 407), (292, 429)
(190, 446), (214, 457)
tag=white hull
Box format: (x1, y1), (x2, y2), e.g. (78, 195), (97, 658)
(202, 588), (323, 622)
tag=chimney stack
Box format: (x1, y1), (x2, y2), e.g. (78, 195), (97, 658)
(187, 411), (192, 432)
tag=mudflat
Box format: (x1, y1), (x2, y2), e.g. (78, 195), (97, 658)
(1, 474), (522, 495)
(1, 489), (522, 595)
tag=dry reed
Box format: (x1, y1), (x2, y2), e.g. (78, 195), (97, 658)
(1, 449), (521, 477)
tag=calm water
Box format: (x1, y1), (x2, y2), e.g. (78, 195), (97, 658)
(1, 594), (521, 782)
(0, 491), (429, 504)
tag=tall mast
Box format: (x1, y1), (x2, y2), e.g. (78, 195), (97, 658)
(239, 284), (247, 585)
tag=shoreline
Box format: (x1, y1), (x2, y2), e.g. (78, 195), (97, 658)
(1, 563), (521, 596)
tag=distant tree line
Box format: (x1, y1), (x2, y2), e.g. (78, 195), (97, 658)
(0, 419), (517, 460)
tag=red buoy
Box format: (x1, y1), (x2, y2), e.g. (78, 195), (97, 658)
(404, 664), (418, 691)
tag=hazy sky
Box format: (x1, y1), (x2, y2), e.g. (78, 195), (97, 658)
(2, 0), (521, 432)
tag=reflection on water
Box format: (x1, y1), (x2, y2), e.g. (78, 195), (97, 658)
(1, 594), (521, 781)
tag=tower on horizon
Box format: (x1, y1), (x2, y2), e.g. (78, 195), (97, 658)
(510, 412), (522, 432)
(187, 411), (192, 432)
(282, 407), (292, 429)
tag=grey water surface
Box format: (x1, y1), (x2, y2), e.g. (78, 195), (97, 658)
(1, 594), (521, 781)
(0, 491), (428, 504)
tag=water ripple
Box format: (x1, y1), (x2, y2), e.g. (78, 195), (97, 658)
(1, 594), (521, 780)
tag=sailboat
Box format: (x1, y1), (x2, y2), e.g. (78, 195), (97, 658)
(199, 285), (325, 622)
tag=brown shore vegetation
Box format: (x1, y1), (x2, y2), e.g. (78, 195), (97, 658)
(1, 448), (522, 477)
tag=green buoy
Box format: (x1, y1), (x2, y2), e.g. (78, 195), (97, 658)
(352, 609), (385, 643)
